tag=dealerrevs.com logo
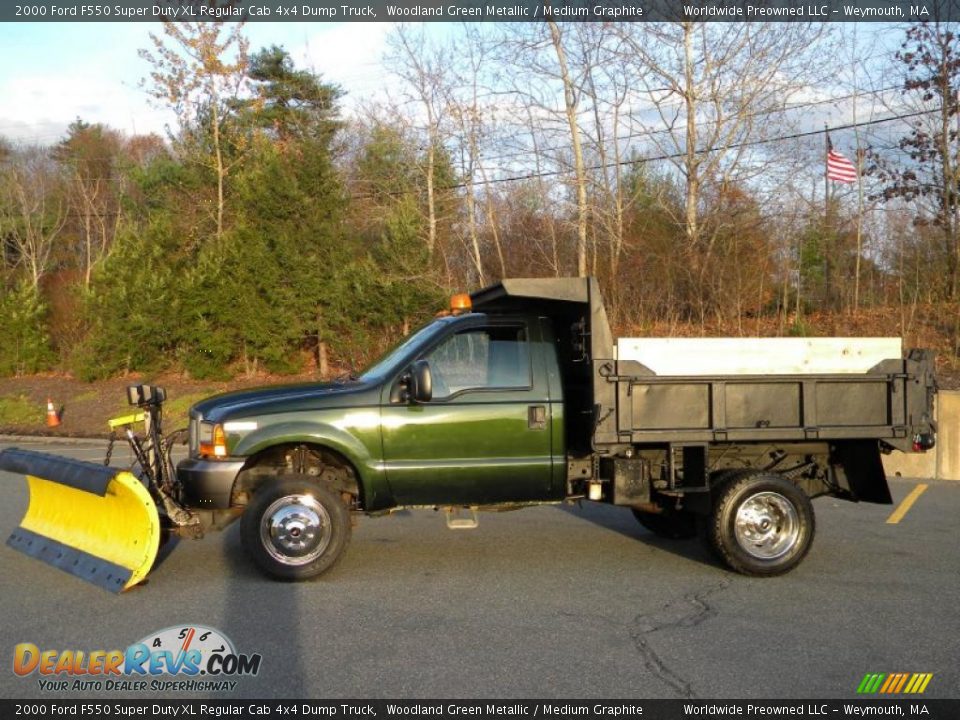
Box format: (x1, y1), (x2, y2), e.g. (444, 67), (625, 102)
(13, 625), (262, 693)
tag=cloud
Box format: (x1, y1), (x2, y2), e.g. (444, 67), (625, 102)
(0, 22), (406, 145)
(0, 69), (172, 145)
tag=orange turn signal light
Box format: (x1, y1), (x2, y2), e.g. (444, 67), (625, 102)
(200, 424), (228, 458)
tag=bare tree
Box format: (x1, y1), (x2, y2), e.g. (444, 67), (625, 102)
(444, 24), (493, 286)
(574, 23), (634, 292)
(53, 121), (126, 288)
(140, 22), (249, 243)
(615, 22), (831, 318)
(869, 21), (960, 297)
(546, 21), (589, 277)
(0, 147), (68, 289)
(522, 104), (562, 277)
(493, 22), (600, 278)
(385, 25), (450, 262)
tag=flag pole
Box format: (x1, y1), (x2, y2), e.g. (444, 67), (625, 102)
(854, 131), (864, 315)
(824, 124), (832, 312)
(824, 124), (830, 221)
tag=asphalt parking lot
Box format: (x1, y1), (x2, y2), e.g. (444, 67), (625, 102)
(0, 438), (956, 700)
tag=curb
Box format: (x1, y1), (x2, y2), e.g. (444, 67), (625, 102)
(0, 434), (108, 447)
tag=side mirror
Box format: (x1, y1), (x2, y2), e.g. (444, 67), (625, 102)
(409, 360), (433, 403)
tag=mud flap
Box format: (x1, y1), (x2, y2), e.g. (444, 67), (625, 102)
(831, 441), (893, 505)
(0, 448), (161, 592)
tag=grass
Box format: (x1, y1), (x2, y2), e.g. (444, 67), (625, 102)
(162, 391), (214, 430)
(109, 390), (214, 434)
(0, 395), (45, 427)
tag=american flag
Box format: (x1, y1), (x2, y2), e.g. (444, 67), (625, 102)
(826, 135), (857, 184)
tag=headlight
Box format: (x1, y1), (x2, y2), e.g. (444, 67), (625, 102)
(198, 422), (227, 458)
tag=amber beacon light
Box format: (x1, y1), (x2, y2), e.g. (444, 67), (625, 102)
(450, 294), (472, 313)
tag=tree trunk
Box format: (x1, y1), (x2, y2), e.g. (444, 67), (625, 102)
(547, 21), (589, 277)
(212, 98), (225, 243)
(317, 309), (329, 378)
(425, 140), (437, 259)
(465, 178), (484, 285)
(318, 342), (329, 379)
(476, 162), (506, 278)
(683, 23), (699, 251)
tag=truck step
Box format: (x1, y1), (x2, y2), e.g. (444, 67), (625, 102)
(444, 506), (479, 530)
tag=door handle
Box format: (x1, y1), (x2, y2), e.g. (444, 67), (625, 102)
(528, 405), (547, 430)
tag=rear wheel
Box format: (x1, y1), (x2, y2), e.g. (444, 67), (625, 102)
(707, 473), (814, 576)
(240, 477), (351, 581)
(631, 508), (699, 539)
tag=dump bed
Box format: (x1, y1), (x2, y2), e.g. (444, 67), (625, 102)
(606, 349), (936, 452)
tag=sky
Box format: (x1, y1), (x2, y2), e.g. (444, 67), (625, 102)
(0, 22), (398, 145)
(0, 19), (913, 182)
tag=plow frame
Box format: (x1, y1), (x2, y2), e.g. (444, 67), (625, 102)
(1, 384), (198, 592)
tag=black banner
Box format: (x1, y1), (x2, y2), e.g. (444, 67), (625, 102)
(2, 0), (958, 24)
(2, 700), (959, 719)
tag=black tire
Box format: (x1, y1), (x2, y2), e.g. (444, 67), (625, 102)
(707, 472), (814, 576)
(631, 508), (699, 539)
(240, 476), (351, 581)
(701, 469), (754, 559)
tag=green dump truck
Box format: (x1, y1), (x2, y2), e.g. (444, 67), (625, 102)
(0, 278), (937, 591)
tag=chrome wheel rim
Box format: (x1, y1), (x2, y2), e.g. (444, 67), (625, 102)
(734, 492), (800, 560)
(260, 495), (331, 566)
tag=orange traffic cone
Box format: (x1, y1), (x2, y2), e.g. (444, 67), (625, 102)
(46, 399), (60, 428)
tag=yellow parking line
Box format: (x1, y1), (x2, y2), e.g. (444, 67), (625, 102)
(886, 484), (928, 525)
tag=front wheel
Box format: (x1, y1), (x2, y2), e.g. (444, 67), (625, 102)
(240, 477), (351, 581)
(707, 473), (814, 576)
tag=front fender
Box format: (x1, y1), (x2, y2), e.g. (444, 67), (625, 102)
(231, 418), (393, 510)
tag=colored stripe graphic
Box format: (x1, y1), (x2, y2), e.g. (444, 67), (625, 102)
(893, 674), (909, 693)
(857, 674), (885, 694)
(858, 673), (932, 694)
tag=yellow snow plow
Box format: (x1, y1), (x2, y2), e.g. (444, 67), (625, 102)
(0, 385), (200, 593)
(0, 449), (161, 592)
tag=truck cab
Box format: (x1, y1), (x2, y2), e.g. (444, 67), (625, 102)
(178, 307), (570, 511)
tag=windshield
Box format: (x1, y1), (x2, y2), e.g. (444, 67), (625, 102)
(359, 319), (449, 382)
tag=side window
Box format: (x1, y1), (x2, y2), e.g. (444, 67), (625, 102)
(425, 326), (530, 399)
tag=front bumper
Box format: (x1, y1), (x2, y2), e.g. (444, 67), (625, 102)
(177, 457), (247, 509)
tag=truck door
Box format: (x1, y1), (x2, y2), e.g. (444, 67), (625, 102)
(380, 320), (555, 506)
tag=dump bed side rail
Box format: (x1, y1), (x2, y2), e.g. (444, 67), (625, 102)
(602, 350), (936, 452)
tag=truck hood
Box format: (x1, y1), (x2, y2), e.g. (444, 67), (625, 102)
(190, 380), (379, 423)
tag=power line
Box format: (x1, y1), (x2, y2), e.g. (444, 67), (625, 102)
(464, 82), (907, 168)
(1, 105), (943, 202)
(0, 80), (916, 169)
(356, 106), (941, 199)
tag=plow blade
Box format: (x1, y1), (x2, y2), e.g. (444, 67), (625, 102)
(0, 448), (161, 593)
